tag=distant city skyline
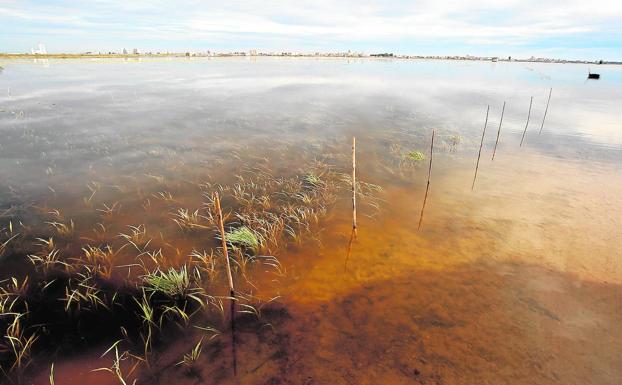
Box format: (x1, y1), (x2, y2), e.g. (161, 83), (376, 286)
(1, 0), (621, 61)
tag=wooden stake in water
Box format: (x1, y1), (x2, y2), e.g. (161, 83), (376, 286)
(472, 106), (489, 191)
(418, 129), (434, 230)
(539, 88), (552, 135)
(344, 228), (356, 272)
(491, 101), (506, 161)
(520, 96), (533, 147)
(351, 136), (357, 236)
(214, 192), (237, 376)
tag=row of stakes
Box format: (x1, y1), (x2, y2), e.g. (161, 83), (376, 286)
(214, 87), (554, 376)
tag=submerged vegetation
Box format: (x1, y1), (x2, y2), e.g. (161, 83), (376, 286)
(225, 226), (260, 251)
(0, 156), (383, 383)
(405, 150), (426, 161)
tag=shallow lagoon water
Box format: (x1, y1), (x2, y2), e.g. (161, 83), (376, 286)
(0, 57), (621, 384)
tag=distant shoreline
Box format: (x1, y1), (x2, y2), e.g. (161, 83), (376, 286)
(0, 53), (619, 65)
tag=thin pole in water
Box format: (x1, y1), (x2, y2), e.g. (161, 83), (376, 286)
(351, 136), (357, 237)
(472, 106), (489, 191)
(418, 129), (434, 230)
(214, 192), (237, 377)
(539, 88), (552, 135)
(520, 96), (533, 147)
(491, 101), (506, 161)
(344, 228), (356, 272)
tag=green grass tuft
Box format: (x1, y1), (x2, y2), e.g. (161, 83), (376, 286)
(302, 172), (323, 188)
(226, 226), (260, 251)
(405, 151), (426, 161)
(143, 266), (190, 298)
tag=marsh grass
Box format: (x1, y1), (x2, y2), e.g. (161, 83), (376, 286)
(302, 172), (324, 189)
(404, 150), (426, 161)
(93, 346), (141, 385)
(176, 338), (203, 371)
(190, 250), (218, 283)
(142, 266), (203, 306)
(118, 225), (152, 253)
(172, 209), (211, 231)
(0, 234), (19, 259)
(80, 245), (117, 279)
(0, 155), (383, 382)
(45, 220), (74, 237)
(225, 226), (261, 252)
(448, 134), (462, 151)
(207, 161), (358, 255)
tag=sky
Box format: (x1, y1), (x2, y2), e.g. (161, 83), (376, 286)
(1, 0), (621, 60)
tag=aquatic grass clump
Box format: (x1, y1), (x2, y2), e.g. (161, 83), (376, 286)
(118, 224), (151, 253)
(209, 161), (370, 254)
(404, 150), (426, 161)
(172, 208), (211, 231)
(0, 278), (38, 375)
(1, 313), (38, 373)
(62, 275), (110, 314)
(448, 134), (462, 149)
(0, 234), (19, 258)
(28, 248), (66, 276)
(225, 226), (260, 252)
(302, 172), (324, 188)
(176, 338), (203, 370)
(0, 223), (20, 258)
(45, 220), (74, 237)
(76, 244), (120, 280)
(142, 266), (192, 299)
(93, 346), (142, 385)
(0, 150), (383, 382)
(190, 250), (218, 283)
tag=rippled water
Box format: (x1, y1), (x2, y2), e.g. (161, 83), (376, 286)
(1, 57), (621, 384)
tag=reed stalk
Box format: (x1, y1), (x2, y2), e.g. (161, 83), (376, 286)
(520, 96), (533, 147)
(539, 88), (552, 135)
(344, 228), (356, 272)
(351, 137), (357, 236)
(213, 192), (237, 376)
(491, 101), (505, 161)
(472, 106), (489, 190)
(418, 130), (434, 230)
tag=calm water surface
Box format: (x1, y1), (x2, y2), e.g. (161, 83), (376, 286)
(0, 58), (621, 384)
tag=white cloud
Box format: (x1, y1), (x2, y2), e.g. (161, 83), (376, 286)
(1, 0), (621, 57)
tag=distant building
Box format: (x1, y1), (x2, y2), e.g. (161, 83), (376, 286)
(30, 43), (47, 55)
(123, 48), (128, 54)
(133, 48), (139, 55)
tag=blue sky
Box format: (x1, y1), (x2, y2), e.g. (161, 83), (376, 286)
(1, 0), (621, 60)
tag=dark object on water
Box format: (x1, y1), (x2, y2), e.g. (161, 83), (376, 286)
(588, 71), (600, 79)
